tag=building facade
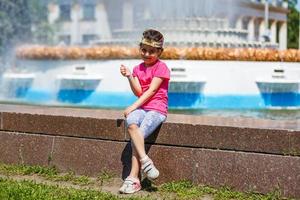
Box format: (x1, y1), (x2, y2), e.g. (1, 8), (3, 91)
(47, 0), (289, 49)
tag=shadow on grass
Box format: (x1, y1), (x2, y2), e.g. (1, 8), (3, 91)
(141, 178), (158, 192)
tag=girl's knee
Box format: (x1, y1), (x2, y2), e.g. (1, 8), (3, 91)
(127, 124), (139, 132)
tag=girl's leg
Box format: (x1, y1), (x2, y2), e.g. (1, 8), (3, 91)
(127, 124), (147, 159)
(124, 109), (147, 179)
(128, 145), (141, 178)
(119, 145), (142, 194)
(119, 110), (145, 194)
(126, 122), (160, 181)
(139, 111), (166, 180)
(122, 109), (165, 186)
(139, 111), (166, 139)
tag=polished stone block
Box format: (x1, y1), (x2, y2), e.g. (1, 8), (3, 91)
(2, 112), (125, 141)
(0, 131), (53, 166)
(0, 104), (299, 198)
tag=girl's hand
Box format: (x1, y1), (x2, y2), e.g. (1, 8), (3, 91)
(124, 105), (136, 118)
(120, 64), (131, 77)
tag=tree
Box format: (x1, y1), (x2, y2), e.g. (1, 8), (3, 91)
(286, 0), (299, 49)
(0, 0), (54, 58)
(0, 0), (32, 55)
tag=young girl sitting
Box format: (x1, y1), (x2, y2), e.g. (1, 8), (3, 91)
(119, 29), (170, 194)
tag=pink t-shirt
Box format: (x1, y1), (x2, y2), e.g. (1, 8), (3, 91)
(132, 60), (170, 116)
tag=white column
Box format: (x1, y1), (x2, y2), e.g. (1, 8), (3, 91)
(235, 17), (243, 30)
(270, 20), (277, 44)
(122, 0), (133, 30)
(279, 21), (287, 50)
(247, 17), (255, 42)
(48, 3), (59, 24)
(96, 1), (111, 39)
(71, 3), (80, 45)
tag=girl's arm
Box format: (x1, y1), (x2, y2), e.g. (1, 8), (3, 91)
(127, 76), (142, 97)
(124, 77), (164, 117)
(120, 65), (142, 96)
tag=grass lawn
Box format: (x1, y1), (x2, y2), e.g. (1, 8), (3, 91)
(0, 163), (294, 200)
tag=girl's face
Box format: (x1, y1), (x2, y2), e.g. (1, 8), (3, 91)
(139, 44), (162, 66)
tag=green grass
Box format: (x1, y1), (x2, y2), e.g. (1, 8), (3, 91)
(0, 163), (94, 186)
(0, 178), (151, 200)
(97, 170), (115, 185)
(0, 163), (58, 176)
(159, 180), (294, 200)
(49, 171), (92, 186)
(0, 163), (296, 200)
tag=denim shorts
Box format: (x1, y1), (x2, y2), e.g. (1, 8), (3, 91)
(126, 109), (167, 138)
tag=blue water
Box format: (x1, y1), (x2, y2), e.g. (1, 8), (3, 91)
(18, 89), (299, 109)
(168, 93), (204, 107)
(57, 89), (96, 103)
(2, 88), (300, 120)
(24, 89), (265, 109)
(261, 92), (300, 107)
(15, 87), (30, 98)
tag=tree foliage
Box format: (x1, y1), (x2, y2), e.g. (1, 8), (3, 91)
(0, 0), (54, 57)
(0, 0), (31, 55)
(287, 0), (299, 49)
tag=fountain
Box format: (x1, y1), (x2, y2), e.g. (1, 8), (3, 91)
(169, 66), (206, 108)
(256, 67), (300, 108)
(56, 65), (102, 103)
(0, 0), (299, 113)
(8, 46), (300, 110)
(1, 72), (36, 98)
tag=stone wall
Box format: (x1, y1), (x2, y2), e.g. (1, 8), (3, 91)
(0, 104), (299, 198)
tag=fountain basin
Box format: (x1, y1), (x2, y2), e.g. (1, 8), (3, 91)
(169, 79), (206, 108)
(56, 74), (102, 103)
(1, 73), (36, 98)
(168, 66), (206, 108)
(2, 59), (300, 110)
(256, 79), (300, 108)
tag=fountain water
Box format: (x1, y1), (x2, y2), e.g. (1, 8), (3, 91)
(256, 66), (300, 108)
(56, 65), (102, 103)
(169, 67), (206, 108)
(1, 72), (36, 98)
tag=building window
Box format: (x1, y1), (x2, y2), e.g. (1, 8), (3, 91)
(58, 35), (71, 45)
(83, 4), (95, 21)
(59, 4), (71, 21)
(82, 34), (98, 45)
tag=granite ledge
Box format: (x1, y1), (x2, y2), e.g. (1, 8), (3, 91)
(0, 104), (299, 156)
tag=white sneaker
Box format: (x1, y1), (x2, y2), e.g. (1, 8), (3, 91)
(141, 157), (159, 180)
(119, 177), (141, 194)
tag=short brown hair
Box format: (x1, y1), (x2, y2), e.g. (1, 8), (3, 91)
(140, 29), (164, 49)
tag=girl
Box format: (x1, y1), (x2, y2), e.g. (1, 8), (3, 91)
(119, 29), (170, 194)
